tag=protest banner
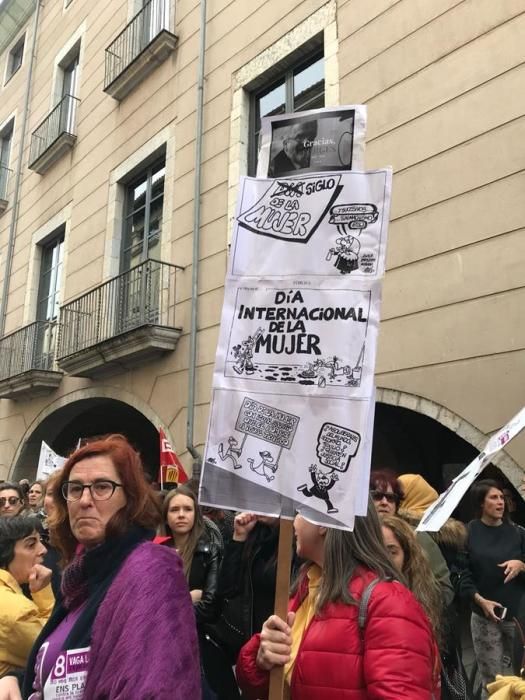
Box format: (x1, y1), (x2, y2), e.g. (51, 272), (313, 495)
(200, 169), (392, 530)
(36, 441), (66, 481)
(230, 170), (391, 279)
(257, 105), (367, 178)
(417, 406), (525, 532)
(213, 280), (381, 399)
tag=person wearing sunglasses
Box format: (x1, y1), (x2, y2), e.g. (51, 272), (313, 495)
(0, 483), (25, 519)
(0, 516), (54, 678)
(0, 434), (200, 700)
(369, 471), (403, 517)
(370, 470), (454, 606)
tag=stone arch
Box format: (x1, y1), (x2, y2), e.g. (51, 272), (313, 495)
(375, 387), (524, 489)
(9, 386), (172, 481)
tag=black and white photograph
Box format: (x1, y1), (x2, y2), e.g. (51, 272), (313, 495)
(257, 105), (367, 178)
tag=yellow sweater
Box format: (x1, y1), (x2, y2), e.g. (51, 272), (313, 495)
(283, 565), (322, 699)
(487, 675), (525, 699)
(0, 568), (55, 675)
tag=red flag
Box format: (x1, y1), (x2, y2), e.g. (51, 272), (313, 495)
(158, 428), (188, 487)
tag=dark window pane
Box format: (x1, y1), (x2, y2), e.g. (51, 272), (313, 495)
(130, 178), (147, 211)
(37, 236), (63, 322)
(249, 51), (324, 175)
(122, 159), (165, 270)
(257, 81), (286, 122)
(293, 56), (324, 110)
(151, 166), (165, 200)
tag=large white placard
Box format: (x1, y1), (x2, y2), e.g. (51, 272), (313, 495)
(256, 106), (367, 178)
(417, 406), (525, 532)
(200, 169), (392, 529)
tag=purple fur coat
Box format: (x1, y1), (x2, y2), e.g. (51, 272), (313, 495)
(83, 541), (200, 699)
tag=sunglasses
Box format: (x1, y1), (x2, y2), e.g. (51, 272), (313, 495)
(371, 490), (398, 504)
(0, 496), (21, 507)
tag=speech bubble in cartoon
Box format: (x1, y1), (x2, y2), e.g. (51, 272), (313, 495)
(235, 397), (299, 449)
(316, 422), (361, 472)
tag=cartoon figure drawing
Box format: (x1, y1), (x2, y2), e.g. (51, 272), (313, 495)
(326, 233), (361, 274)
(218, 436), (243, 470)
(297, 464), (339, 514)
(232, 328), (264, 375)
(248, 451), (277, 482)
(327, 203), (379, 274)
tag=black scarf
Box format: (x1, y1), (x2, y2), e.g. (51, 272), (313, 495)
(22, 525), (154, 699)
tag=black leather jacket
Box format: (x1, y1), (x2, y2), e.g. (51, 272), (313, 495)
(189, 535), (222, 628)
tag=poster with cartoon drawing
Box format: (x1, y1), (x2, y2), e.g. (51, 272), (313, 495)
(256, 105), (367, 178)
(201, 388), (374, 528)
(229, 169), (391, 280)
(213, 280), (382, 398)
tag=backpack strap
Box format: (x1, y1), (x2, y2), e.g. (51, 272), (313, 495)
(358, 577), (381, 630)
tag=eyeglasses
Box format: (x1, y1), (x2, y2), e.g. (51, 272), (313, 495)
(0, 496), (21, 507)
(61, 480), (123, 502)
(371, 490), (399, 504)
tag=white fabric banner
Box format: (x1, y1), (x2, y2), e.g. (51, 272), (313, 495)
(36, 441), (66, 481)
(256, 105), (367, 178)
(417, 406), (525, 533)
(200, 169), (392, 529)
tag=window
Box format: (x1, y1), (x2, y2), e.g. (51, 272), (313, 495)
(6, 35), (25, 82)
(35, 232), (64, 369)
(0, 120), (14, 199)
(61, 52), (79, 98)
(249, 51), (325, 175)
(58, 48), (80, 134)
(121, 159), (165, 271)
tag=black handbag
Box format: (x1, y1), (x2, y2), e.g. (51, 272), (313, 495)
(206, 597), (247, 664)
(441, 650), (468, 700)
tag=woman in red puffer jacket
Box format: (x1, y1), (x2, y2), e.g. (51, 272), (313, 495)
(236, 506), (440, 700)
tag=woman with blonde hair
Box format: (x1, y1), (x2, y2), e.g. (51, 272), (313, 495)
(381, 515), (442, 638)
(382, 515), (468, 700)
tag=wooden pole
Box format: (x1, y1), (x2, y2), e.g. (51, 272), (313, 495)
(268, 518), (294, 700)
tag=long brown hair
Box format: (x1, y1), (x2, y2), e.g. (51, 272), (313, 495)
(382, 515), (442, 639)
(49, 434), (161, 563)
(163, 485), (204, 578)
(314, 502), (403, 612)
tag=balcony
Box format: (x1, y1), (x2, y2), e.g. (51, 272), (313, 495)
(0, 164), (11, 213)
(57, 259), (183, 378)
(0, 321), (63, 399)
(104, 0), (177, 101)
(29, 94), (79, 174)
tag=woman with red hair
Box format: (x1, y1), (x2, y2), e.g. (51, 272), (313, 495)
(0, 434), (200, 700)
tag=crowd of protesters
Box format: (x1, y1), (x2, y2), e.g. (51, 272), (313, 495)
(0, 437), (524, 699)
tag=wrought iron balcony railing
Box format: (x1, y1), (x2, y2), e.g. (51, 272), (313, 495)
(58, 259), (182, 359)
(0, 320), (60, 382)
(104, 0), (172, 89)
(0, 163), (12, 202)
(29, 94), (80, 169)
